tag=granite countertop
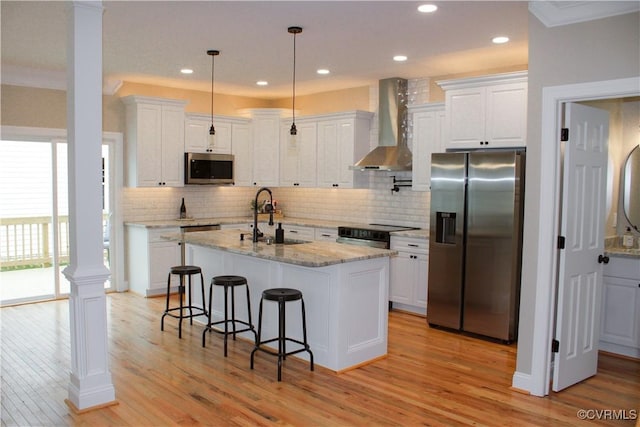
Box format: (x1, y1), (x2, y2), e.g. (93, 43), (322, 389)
(163, 228), (396, 268)
(604, 236), (640, 259)
(126, 216), (429, 237)
(604, 246), (640, 259)
(125, 217), (248, 228)
(391, 229), (429, 239)
(125, 216), (374, 230)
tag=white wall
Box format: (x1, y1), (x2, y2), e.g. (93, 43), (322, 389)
(516, 11), (640, 381)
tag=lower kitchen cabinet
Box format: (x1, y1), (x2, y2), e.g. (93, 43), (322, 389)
(599, 256), (640, 358)
(127, 226), (181, 297)
(389, 236), (428, 315)
(281, 224), (315, 241)
(315, 227), (338, 242)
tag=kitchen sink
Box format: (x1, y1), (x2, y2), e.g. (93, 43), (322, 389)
(259, 237), (308, 245)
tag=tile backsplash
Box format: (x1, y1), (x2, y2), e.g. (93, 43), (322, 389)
(123, 173), (430, 229)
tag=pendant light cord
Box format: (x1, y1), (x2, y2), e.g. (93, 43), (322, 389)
(288, 27), (301, 135)
(207, 50), (219, 136)
(292, 31), (296, 128)
(210, 54), (214, 128)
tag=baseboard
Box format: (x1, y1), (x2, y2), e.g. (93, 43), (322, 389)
(511, 371), (532, 394)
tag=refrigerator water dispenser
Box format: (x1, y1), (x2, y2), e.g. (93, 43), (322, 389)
(436, 212), (456, 244)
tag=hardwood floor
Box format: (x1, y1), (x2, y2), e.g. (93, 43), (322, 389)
(1, 292), (638, 426)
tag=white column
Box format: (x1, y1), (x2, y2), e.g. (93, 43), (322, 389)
(63, 0), (116, 411)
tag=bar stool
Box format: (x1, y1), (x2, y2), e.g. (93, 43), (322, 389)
(202, 275), (257, 356)
(161, 265), (207, 339)
(250, 288), (314, 381)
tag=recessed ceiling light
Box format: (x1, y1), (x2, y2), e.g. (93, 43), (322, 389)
(417, 4), (438, 13)
(492, 36), (510, 44)
(393, 55), (408, 62)
(256, 81), (268, 86)
(180, 68), (193, 74)
(317, 69), (330, 75)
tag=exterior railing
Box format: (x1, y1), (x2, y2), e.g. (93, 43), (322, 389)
(0, 216), (70, 270)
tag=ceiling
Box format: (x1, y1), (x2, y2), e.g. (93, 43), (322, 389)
(2, 1), (533, 99)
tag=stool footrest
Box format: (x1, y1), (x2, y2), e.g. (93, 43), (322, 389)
(253, 337), (311, 358)
(163, 306), (207, 320)
(204, 319), (255, 336)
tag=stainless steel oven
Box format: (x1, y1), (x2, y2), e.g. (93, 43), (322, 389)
(336, 224), (418, 249)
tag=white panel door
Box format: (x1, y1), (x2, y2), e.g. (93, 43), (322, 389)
(553, 103), (609, 392)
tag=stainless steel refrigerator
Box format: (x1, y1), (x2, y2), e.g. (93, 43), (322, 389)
(427, 150), (525, 342)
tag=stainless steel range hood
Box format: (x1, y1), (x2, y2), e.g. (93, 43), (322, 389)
(352, 78), (411, 171)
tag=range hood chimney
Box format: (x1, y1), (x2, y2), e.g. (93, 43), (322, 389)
(352, 77), (411, 171)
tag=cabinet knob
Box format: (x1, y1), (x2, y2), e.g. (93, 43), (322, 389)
(597, 254), (610, 264)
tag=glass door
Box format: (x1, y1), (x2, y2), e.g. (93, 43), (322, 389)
(0, 138), (114, 305)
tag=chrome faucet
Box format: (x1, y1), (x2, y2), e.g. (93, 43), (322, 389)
(253, 187), (274, 242)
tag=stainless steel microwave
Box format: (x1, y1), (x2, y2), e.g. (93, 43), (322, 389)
(184, 152), (234, 185)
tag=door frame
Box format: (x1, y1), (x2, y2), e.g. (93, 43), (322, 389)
(0, 125), (125, 293)
(524, 76), (639, 397)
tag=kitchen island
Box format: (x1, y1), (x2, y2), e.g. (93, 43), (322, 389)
(173, 228), (395, 372)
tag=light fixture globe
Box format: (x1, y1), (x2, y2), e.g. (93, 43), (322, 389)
(288, 26), (302, 148)
(207, 49), (220, 150)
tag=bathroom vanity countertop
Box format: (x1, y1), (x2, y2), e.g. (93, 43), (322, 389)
(604, 245), (640, 259)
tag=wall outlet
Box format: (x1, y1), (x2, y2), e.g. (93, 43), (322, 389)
(612, 213), (617, 227)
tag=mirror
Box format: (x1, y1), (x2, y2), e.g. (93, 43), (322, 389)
(622, 144), (640, 231)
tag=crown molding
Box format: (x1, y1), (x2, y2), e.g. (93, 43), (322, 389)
(1, 65), (123, 95)
(529, 1), (640, 28)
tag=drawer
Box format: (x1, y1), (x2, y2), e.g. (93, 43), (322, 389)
(604, 256), (640, 280)
(390, 236), (428, 254)
(282, 225), (315, 241)
(148, 227), (180, 243)
(315, 227), (338, 242)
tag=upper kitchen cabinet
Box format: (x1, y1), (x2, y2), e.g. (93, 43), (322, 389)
(438, 71), (527, 150)
(409, 102), (446, 191)
(316, 111), (373, 189)
(279, 119), (317, 188)
(123, 96), (187, 187)
(184, 113), (232, 154)
(249, 109), (282, 187)
(230, 121), (252, 186)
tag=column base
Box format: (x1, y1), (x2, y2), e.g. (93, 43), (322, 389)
(65, 398), (119, 415)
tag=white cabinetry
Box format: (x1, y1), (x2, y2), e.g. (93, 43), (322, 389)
(316, 111), (373, 188)
(599, 256), (640, 358)
(279, 120), (317, 187)
(409, 103), (446, 191)
(281, 224), (315, 242)
(315, 227), (338, 242)
(123, 96), (187, 187)
(230, 122), (252, 186)
(250, 109), (281, 187)
(184, 113), (232, 154)
(438, 71), (527, 150)
(389, 236), (428, 315)
(126, 226), (181, 297)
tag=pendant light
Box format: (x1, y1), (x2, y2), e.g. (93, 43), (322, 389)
(288, 26), (302, 148)
(207, 49), (219, 151)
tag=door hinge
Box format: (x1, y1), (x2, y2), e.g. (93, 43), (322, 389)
(552, 339), (559, 353)
(557, 236), (566, 249)
(560, 128), (569, 141)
